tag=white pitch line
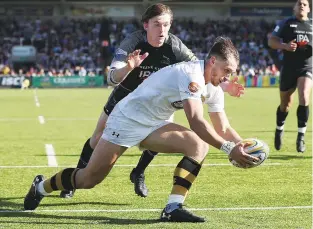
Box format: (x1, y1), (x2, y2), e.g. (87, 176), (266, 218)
(0, 118), (97, 122)
(0, 205), (311, 213)
(116, 163), (284, 167)
(38, 116), (45, 124)
(46, 118), (97, 121)
(0, 162), (286, 169)
(0, 118), (36, 122)
(45, 144), (58, 167)
(33, 89), (40, 107)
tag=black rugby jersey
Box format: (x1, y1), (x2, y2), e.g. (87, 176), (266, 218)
(272, 16), (312, 68)
(110, 30), (197, 92)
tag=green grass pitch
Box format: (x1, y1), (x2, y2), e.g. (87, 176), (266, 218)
(0, 87), (311, 228)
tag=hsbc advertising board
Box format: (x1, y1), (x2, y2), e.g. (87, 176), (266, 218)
(0, 76), (31, 88)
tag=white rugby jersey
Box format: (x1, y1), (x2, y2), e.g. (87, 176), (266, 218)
(115, 60), (205, 126)
(203, 83), (224, 113)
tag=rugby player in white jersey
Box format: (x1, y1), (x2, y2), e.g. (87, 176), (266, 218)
(129, 80), (243, 197)
(60, 3), (245, 199)
(24, 37), (257, 223)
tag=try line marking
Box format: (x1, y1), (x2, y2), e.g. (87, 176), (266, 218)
(33, 89), (40, 107)
(0, 118), (97, 122)
(45, 144), (58, 167)
(0, 162), (286, 168)
(0, 205), (311, 213)
(38, 116), (45, 124)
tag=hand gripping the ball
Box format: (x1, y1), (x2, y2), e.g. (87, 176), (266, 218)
(229, 142), (260, 168)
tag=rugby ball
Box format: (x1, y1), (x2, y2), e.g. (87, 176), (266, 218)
(229, 138), (269, 169)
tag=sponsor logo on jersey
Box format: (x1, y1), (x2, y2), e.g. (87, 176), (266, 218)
(138, 66), (161, 79)
(290, 24), (298, 28)
(138, 70), (153, 79)
(188, 82), (200, 93)
(297, 34), (310, 46)
(171, 101), (183, 109)
(305, 72), (312, 77)
(161, 55), (170, 65)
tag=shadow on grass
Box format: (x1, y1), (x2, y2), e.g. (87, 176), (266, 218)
(0, 196), (130, 212)
(269, 154), (312, 160)
(239, 130), (312, 133)
(35, 153), (183, 157)
(0, 211), (159, 225)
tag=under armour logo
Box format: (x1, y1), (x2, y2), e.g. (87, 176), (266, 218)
(162, 212), (171, 220)
(112, 132), (120, 137)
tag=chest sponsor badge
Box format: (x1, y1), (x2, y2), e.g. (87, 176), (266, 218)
(171, 101), (183, 109)
(188, 82), (200, 93)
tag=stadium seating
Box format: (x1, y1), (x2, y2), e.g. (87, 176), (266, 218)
(0, 17), (281, 77)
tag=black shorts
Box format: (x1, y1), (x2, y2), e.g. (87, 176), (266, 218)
(280, 66), (312, 91)
(103, 85), (131, 116)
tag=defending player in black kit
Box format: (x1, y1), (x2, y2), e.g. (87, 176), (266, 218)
(268, 0), (312, 153)
(60, 3), (245, 198)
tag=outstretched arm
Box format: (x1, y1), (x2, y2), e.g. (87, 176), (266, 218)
(107, 49), (149, 86)
(209, 111), (242, 143)
(183, 99), (257, 166)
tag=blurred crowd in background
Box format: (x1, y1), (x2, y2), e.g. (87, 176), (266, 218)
(0, 17), (282, 78)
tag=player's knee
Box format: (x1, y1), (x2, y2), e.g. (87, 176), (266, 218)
(280, 103), (292, 113)
(183, 133), (208, 161)
(89, 136), (98, 149)
(198, 141), (209, 160)
(90, 129), (105, 148)
(90, 133), (102, 148)
(90, 113), (108, 148)
(298, 91), (311, 106)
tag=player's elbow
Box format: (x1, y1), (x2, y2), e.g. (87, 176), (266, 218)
(215, 125), (228, 136)
(189, 118), (203, 133)
(215, 128), (225, 137)
(268, 38), (274, 49)
(215, 122), (231, 136)
(268, 36), (279, 49)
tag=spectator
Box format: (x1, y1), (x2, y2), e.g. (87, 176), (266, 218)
(79, 66), (87, 77)
(0, 17), (280, 77)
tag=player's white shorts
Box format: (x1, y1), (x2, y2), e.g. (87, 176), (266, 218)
(102, 109), (173, 148)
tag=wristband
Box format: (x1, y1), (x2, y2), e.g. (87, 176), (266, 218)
(220, 141), (236, 155)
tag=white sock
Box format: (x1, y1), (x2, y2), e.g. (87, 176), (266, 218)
(298, 127), (307, 134)
(37, 181), (49, 196)
(276, 125), (284, 131)
(167, 194), (185, 205)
